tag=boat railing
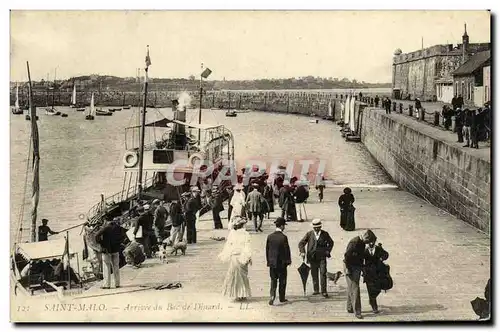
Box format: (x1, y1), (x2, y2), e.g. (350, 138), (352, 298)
(86, 175), (156, 223)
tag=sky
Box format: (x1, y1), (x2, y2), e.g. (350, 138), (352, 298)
(10, 10), (491, 83)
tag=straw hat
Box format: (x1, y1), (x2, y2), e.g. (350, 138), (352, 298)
(311, 219), (322, 227)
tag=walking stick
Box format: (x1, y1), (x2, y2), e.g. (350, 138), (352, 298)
(302, 203), (308, 221)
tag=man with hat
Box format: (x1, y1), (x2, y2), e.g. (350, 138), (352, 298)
(266, 217), (291, 305)
(344, 229), (377, 319)
(168, 199), (185, 244)
(152, 199), (167, 244)
(279, 181), (297, 221)
(246, 182), (265, 232)
(298, 219), (334, 298)
(184, 188), (201, 244)
(133, 204), (154, 258)
(95, 217), (125, 289)
(210, 186), (224, 229)
(226, 185), (235, 222)
(38, 218), (59, 242)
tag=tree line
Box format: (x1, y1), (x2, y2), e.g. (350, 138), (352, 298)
(12, 75), (390, 92)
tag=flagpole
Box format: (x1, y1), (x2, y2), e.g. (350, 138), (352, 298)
(137, 45), (150, 199)
(198, 63), (203, 146)
(66, 232), (71, 289)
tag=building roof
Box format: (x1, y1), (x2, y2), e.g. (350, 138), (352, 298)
(453, 50), (491, 76)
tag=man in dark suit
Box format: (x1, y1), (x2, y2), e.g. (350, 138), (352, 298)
(266, 217), (292, 305)
(298, 219), (334, 298)
(344, 229), (377, 319)
(95, 218), (125, 289)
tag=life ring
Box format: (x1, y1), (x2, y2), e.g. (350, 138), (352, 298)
(188, 153), (205, 167)
(123, 151), (139, 168)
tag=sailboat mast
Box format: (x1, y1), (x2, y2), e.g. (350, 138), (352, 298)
(27, 61), (40, 242)
(52, 67), (57, 108)
(137, 45), (151, 199)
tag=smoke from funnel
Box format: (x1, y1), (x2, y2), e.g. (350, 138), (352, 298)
(177, 91), (192, 112)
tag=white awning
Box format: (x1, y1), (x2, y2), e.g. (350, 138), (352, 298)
(16, 238), (77, 261)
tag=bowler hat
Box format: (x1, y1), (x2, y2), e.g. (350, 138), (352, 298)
(274, 217), (287, 227)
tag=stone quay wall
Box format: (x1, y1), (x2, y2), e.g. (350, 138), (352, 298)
(11, 90), (387, 119)
(359, 106), (490, 233)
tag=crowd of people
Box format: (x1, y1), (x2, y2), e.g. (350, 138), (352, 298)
(443, 96), (491, 148)
(219, 211), (390, 319)
(217, 180), (393, 319)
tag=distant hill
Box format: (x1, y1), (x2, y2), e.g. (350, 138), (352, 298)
(11, 75), (391, 92)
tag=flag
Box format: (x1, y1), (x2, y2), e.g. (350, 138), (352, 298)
(201, 67), (212, 79)
(62, 234), (70, 269)
(144, 45), (151, 83)
(145, 45), (152, 68)
(145, 46), (151, 68)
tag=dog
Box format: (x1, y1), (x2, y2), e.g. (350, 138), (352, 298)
(170, 241), (187, 256)
(156, 245), (169, 263)
(326, 271), (344, 284)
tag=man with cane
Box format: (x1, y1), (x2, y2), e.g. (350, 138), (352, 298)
(298, 219), (334, 298)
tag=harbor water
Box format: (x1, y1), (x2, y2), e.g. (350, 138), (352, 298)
(10, 106), (392, 244)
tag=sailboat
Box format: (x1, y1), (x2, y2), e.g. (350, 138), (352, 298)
(85, 93), (96, 120)
(323, 100), (335, 121)
(69, 85), (77, 108)
(45, 84), (61, 116)
(11, 62), (87, 297)
(11, 83), (23, 115)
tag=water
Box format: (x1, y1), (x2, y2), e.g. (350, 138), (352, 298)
(10, 106), (391, 243)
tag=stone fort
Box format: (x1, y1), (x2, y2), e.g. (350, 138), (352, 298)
(392, 25), (490, 101)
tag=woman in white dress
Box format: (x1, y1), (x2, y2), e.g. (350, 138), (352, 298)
(229, 184), (246, 229)
(218, 217), (252, 301)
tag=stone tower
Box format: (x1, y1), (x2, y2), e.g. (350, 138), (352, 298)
(462, 23), (470, 64)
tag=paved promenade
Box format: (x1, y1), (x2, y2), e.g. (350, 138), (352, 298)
(19, 187), (490, 322)
(372, 102), (491, 161)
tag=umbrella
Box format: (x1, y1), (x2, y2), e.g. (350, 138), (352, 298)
(297, 259), (310, 296)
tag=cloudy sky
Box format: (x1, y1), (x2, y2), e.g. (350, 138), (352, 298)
(10, 10), (490, 83)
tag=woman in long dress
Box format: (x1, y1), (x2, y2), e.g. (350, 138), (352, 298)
(218, 217), (252, 301)
(263, 179), (275, 218)
(230, 184), (246, 218)
(338, 187), (355, 231)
